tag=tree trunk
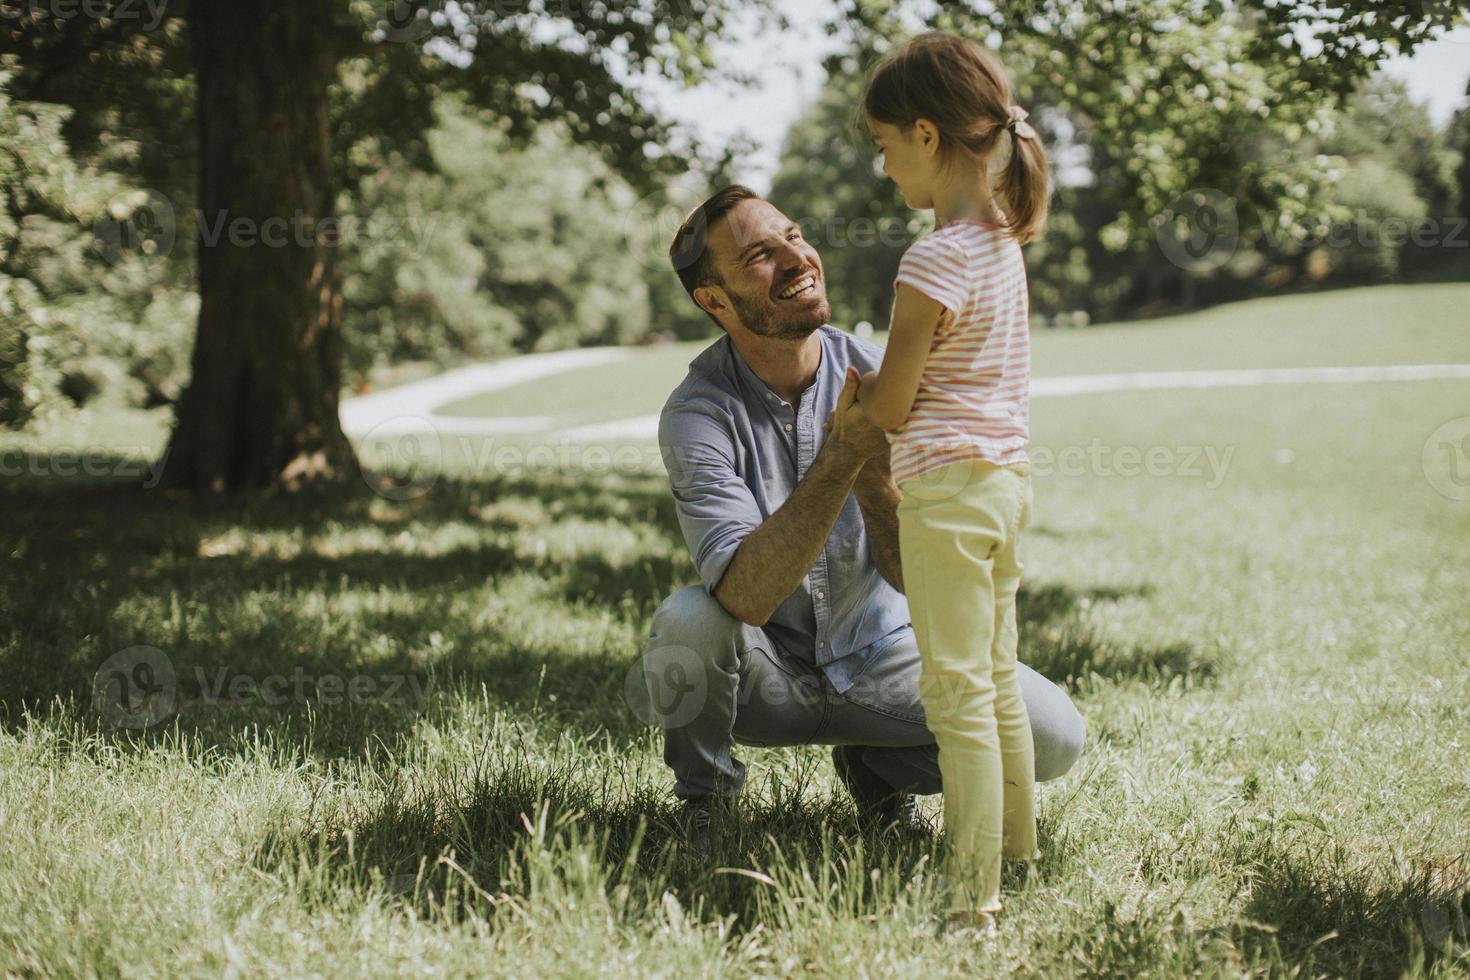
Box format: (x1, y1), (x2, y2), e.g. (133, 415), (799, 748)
(157, 0), (357, 493)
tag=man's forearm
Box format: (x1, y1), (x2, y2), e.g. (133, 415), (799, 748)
(713, 442), (866, 625)
(855, 460), (904, 594)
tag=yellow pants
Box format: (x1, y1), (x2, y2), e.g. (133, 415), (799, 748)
(896, 457), (1040, 915)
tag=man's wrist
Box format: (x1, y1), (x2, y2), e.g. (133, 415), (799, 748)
(824, 429), (872, 471)
(855, 445), (891, 479)
(854, 465), (899, 504)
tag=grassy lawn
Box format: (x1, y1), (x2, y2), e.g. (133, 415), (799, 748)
(431, 284), (1470, 435)
(1, 285), (1468, 976)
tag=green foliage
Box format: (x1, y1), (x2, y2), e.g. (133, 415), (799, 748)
(0, 0), (766, 422)
(787, 4), (1467, 322)
(769, 71), (918, 330)
(1211, 77), (1465, 292)
(0, 73), (195, 425)
(342, 99), (656, 375)
(834, 0), (1395, 251)
(1457, 82), (1470, 220)
(1310, 79), (1456, 284)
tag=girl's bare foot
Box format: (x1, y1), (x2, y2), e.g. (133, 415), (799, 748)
(942, 909), (998, 942)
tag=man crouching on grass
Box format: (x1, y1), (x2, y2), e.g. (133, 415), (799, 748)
(640, 185), (1087, 846)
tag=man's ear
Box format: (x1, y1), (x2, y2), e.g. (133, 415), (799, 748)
(693, 283), (729, 321)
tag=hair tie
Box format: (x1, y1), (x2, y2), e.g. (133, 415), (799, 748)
(1006, 105), (1037, 141)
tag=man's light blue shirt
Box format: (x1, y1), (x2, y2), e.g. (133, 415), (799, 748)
(657, 325), (912, 693)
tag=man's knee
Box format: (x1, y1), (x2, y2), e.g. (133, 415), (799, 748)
(652, 581), (746, 675)
(1035, 700), (1087, 782)
(649, 585), (743, 652)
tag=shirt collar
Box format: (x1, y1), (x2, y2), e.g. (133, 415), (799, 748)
(726, 327), (829, 413)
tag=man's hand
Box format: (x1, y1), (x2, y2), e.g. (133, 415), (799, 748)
(824, 366), (889, 461)
(716, 365), (899, 626)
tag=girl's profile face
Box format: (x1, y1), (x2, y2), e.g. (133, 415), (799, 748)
(867, 117), (938, 210)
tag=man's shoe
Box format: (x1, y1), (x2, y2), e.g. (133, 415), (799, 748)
(832, 745), (929, 834)
(677, 795), (735, 854)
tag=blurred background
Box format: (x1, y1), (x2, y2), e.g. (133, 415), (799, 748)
(0, 0), (1466, 491)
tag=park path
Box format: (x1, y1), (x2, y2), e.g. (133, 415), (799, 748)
(339, 347), (632, 438)
(340, 353), (1470, 444)
(550, 362), (1470, 442)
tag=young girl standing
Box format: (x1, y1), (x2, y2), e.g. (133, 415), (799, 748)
(842, 31), (1050, 935)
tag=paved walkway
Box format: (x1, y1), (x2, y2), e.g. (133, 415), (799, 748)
(339, 347), (632, 438)
(341, 352), (1470, 444)
(553, 363), (1470, 442)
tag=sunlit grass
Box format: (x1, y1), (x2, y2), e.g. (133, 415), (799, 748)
(1, 285), (1467, 976)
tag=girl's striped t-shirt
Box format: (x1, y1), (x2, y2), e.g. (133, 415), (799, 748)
(888, 220), (1031, 487)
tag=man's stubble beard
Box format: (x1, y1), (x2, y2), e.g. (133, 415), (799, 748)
(727, 285), (830, 341)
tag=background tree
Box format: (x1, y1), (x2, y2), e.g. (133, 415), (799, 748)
(342, 98), (657, 376)
(1, 0), (1461, 489)
(768, 71), (911, 331)
(772, 0), (1464, 323)
(1, 0), (751, 492)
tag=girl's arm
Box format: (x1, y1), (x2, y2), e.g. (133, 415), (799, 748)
(855, 282), (949, 431)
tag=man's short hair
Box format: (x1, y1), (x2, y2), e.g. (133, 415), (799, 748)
(668, 185), (762, 309)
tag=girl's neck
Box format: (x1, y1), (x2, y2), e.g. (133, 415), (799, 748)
(930, 170), (1002, 228)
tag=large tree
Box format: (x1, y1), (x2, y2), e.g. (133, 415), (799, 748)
(4, 0), (1455, 489)
(2, 0), (745, 492)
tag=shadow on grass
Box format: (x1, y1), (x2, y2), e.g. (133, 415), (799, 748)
(251, 752), (1079, 934)
(1229, 827), (1470, 978)
(3, 461), (1212, 766)
(0, 468), (684, 750)
(1018, 582), (1217, 694)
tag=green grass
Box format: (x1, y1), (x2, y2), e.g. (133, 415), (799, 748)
(434, 342), (696, 428)
(2, 284), (1469, 976)
(1028, 284), (1470, 377)
(432, 284), (1470, 436)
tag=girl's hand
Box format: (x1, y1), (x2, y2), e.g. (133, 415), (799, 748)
(823, 366), (890, 460)
(823, 365), (864, 437)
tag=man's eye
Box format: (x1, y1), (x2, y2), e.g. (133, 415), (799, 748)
(786, 231), (802, 242)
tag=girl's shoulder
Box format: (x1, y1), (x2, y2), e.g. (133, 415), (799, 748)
(906, 221), (1017, 268)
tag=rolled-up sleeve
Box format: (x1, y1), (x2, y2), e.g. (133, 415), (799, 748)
(659, 402), (763, 594)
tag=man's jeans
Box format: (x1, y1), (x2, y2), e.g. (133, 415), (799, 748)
(643, 585), (1088, 801)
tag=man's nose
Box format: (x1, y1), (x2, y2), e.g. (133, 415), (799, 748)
(774, 239), (807, 269)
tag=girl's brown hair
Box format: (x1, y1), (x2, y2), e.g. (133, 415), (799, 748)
(863, 32), (1049, 244)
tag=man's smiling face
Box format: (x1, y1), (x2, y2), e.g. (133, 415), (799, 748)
(697, 198), (830, 340)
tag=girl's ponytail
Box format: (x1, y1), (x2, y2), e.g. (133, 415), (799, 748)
(997, 106), (1049, 245)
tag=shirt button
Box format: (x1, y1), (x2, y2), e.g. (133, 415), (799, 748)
(784, 423), (793, 432)
(816, 590), (825, 600)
